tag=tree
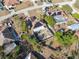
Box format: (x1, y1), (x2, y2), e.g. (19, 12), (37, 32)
(55, 30), (77, 46)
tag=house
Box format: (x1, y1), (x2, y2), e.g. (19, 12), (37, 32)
(2, 27), (20, 41)
(54, 15), (67, 24)
(4, 42), (16, 55)
(0, 0), (3, 11)
(33, 21), (53, 41)
(3, 0), (19, 9)
(67, 23), (79, 31)
(0, 28), (17, 55)
(26, 17), (32, 29)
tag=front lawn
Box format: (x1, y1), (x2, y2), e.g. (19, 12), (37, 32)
(72, 13), (79, 19)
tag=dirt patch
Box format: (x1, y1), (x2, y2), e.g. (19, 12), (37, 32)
(28, 8), (43, 17)
(15, 1), (33, 11)
(0, 10), (9, 17)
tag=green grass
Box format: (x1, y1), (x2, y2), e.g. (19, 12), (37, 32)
(13, 15), (27, 32)
(13, 15), (19, 21)
(21, 34), (37, 44)
(67, 21), (75, 25)
(45, 16), (55, 26)
(55, 30), (77, 46)
(62, 5), (73, 13)
(21, 34), (41, 52)
(21, 21), (27, 32)
(72, 13), (79, 19)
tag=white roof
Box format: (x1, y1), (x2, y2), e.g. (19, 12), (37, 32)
(33, 26), (44, 32)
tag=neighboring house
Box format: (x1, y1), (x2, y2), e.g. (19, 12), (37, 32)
(26, 17), (32, 29)
(54, 15), (67, 24)
(0, 0), (4, 11)
(0, 23), (19, 55)
(3, 0), (19, 9)
(0, 24), (17, 55)
(2, 27), (20, 41)
(4, 42), (16, 55)
(45, 10), (68, 24)
(0, 32), (16, 55)
(67, 23), (79, 31)
(33, 21), (53, 41)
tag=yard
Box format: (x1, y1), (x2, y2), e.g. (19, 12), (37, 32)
(12, 15), (27, 34)
(67, 20), (75, 25)
(45, 16), (56, 26)
(72, 13), (79, 19)
(61, 5), (73, 14)
(21, 34), (41, 52)
(15, 1), (33, 11)
(55, 30), (77, 46)
(28, 8), (43, 17)
(0, 10), (9, 16)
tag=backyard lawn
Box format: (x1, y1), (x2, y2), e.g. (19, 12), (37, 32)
(72, 13), (79, 19)
(45, 16), (55, 26)
(62, 5), (73, 13)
